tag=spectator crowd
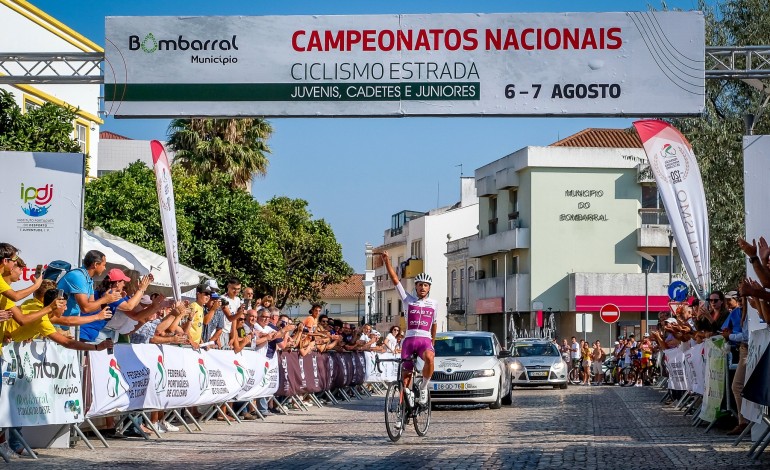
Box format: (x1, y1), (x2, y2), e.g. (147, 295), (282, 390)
(0, 241), (400, 454)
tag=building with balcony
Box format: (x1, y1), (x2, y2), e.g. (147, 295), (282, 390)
(445, 234), (481, 331)
(0, 0), (103, 178)
(284, 274), (366, 324)
(471, 128), (681, 345)
(372, 177), (478, 332)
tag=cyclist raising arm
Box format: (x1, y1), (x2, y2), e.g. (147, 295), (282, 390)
(381, 251), (436, 405)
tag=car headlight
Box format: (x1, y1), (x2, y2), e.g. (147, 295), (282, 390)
(552, 361), (566, 371)
(472, 369), (496, 378)
(510, 360), (522, 371)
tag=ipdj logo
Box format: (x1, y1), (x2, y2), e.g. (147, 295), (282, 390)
(20, 183), (53, 217)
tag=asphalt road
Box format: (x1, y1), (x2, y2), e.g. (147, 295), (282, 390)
(9, 384), (768, 469)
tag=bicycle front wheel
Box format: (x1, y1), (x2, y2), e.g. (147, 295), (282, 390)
(384, 383), (405, 442)
(413, 387), (431, 437)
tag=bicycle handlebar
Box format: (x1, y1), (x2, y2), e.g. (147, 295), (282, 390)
(374, 353), (419, 374)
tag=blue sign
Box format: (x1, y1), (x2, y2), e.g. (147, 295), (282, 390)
(668, 281), (688, 302)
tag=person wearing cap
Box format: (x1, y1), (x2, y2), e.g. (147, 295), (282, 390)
(201, 291), (226, 347)
(77, 269), (156, 343)
(720, 291), (743, 347)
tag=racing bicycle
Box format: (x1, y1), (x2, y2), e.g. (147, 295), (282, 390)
(375, 352), (431, 443)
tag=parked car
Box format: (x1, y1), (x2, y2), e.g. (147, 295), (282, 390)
(508, 339), (569, 389)
(430, 331), (513, 408)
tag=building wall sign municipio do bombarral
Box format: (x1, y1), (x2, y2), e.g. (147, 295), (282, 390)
(104, 12), (705, 118)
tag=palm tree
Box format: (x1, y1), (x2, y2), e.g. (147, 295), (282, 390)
(167, 118), (273, 191)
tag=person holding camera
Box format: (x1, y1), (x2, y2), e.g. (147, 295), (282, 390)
(202, 292), (226, 348)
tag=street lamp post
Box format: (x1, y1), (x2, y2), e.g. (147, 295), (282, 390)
(498, 250), (508, 348)
(668, 231), (674, 285)
(638, 251), (656, 334)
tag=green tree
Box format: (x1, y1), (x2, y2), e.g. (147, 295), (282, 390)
(669, 0), (770, 290)
(84, 163), (352, 306)
(167, 118), (273, 191)
(0, 89), (83, 154)
(254, 197), (354, 308)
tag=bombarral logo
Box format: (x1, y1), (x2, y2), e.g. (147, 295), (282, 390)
(234, 360), (246, 387)
(20, 183), (53, 217)
(198, 358), (209, 391)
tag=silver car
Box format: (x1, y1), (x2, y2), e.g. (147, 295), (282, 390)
(430, 331), (513, 408)
(509, 339), (569, 389)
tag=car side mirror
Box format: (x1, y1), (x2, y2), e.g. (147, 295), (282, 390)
(498, 349), (511, 358)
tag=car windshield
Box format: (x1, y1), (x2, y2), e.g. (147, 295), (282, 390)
(434, 336), (494, 356)
(512, 343), (560, 357)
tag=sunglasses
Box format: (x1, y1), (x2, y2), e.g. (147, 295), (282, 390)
(258, 316), (270, 320)
(4, 255), (18, 263)
(708, 299), (721, 303)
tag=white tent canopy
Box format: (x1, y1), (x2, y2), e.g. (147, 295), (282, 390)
(82, 227), (208, 296)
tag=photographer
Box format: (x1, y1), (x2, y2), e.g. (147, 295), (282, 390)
(201, 292), (226, 348)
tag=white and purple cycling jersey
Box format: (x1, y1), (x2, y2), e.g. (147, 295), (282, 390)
(396, 283), (438, 339)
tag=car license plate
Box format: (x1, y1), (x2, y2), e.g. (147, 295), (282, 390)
(529, 371), (548, 377)
(433, 383), (466, 391)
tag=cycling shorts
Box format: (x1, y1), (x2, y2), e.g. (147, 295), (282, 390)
(401, 336), (434, 372)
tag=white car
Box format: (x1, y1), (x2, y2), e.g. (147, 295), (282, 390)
(429, 331), (513, 408)
(508, 339), (569, 389)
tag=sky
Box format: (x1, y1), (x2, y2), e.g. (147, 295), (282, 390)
(31, 0), (706, 272)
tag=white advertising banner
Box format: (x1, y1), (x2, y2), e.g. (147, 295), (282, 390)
(0, 152), (84, 284)
(634, 120), (710, 299)
(0, 341), (84, 427)
(364, 352), (398, 383)
(699, 337), (727, 423)
(664, 347), (688, 391)
(87, 344), (279, 417)
(682, 341), (705, 395)
(150, 141), (182, 301)
(105, 12), (704, 117)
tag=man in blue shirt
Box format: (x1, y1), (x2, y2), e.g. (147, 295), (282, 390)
(53, 250), (121, 331)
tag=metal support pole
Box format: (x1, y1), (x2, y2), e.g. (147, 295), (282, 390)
(645, 271), (649, 334)
(668, 232), (674, 285)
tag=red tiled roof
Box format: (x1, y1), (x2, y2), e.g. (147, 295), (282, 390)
(100, 130), (131, 140)
(550, 128), (642, 148)
(319, 274), (365, 299)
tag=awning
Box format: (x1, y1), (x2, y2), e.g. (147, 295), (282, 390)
(83, 227), (208, 296)
(575, 295), (670, 312)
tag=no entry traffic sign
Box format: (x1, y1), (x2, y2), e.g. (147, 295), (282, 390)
(599, 303), (620, 324)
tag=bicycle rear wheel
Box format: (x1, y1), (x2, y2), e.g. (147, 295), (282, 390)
(413, 385), (431, 436)
(568, 367), (581, 385)
(384, 383), (405, 442)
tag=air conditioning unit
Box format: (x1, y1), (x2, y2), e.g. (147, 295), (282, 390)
(477, 270), (486, 279)
(508, 218), (520, 230)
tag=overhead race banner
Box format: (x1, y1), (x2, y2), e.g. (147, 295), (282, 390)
(0, 152), (84, 284)
(150, 141), (182, 301)
(104, 12), (705, 117)
(0, 341), (84, 427)
(634, 120), (710, 299)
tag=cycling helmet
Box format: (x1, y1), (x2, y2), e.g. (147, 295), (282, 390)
(414, 273), (432, 285)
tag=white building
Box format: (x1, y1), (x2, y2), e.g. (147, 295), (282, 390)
(470, 128), (681, 346)
(0, 0), (102, 178)
(283, 274), (365, 324)
(97, 130), (159, 176)
(372, 177), (479, 333)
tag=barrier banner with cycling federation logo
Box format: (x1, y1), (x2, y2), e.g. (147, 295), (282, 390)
(633, 120), (710, 300)
(0, 341), (83, 427)
(699, 336), (728, 423)
(365, 352), (399, 383)
(681, 341), (705, 395)
(87, 344), (277, 417)
(663, 347), (688, 391)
